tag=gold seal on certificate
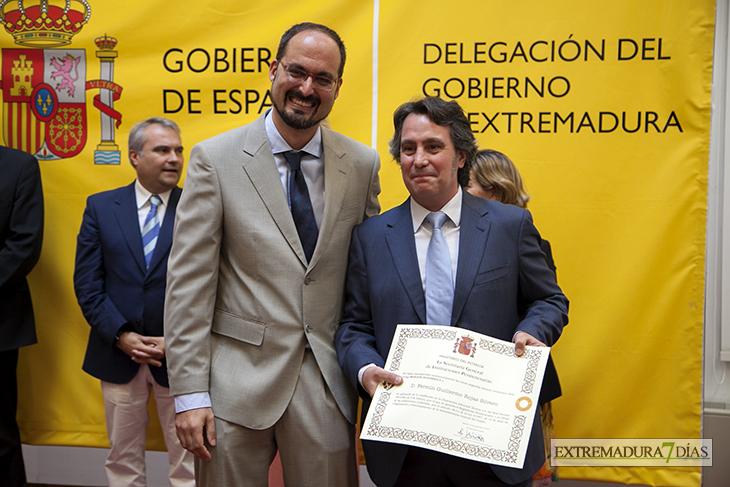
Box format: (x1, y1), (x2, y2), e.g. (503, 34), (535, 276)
(360, 324), (550, 469)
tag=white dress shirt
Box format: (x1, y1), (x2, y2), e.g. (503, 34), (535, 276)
(265, 110), (325, 227)
(134, 180), (172, 230)
(410, 189), (462, 292)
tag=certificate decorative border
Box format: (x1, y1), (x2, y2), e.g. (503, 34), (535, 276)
(389, 326), (543, 394)
(476, 337), (542, 394)
(389, 326), (457, 371)
(368, 390), (524, 463)
(369, 326), (543, 464)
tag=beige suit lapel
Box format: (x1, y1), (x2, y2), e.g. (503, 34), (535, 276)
(240, 116), (309, 266)
(309, 128), (352, 269)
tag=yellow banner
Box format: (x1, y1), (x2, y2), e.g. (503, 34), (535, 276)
(1, 1), (713, 485)
(377, 2), (712, 485)
(2, 0), (375, 452)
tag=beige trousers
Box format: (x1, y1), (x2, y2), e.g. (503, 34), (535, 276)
(101, 364), (195, 487)
(196, 349), (358, 487)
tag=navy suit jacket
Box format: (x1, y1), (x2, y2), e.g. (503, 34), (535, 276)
(335, 191), (569, 486)
(0, 147), (43, 352)
(74, 183), (181, 387)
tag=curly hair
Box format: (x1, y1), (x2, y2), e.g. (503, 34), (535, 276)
(389, 97), (478, 188)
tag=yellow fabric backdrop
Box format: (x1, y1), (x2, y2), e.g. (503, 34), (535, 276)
(3, 0), (375, 453)
(1, 1), (713, 485)
(376, 2), (712, 485)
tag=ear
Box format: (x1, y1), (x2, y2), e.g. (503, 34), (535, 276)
(456, 150), (466, 168)
(269, 59), (278, 83)
(129, 150), (139, 168)
(333, 77), (343, 100)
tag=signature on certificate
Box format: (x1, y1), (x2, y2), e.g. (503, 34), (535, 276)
(456, 428), (485, 443)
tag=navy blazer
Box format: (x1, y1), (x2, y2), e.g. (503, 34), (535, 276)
(74, 183), (181, 387)
(0, 147), (43, 352)
(335, 191), (569, 486)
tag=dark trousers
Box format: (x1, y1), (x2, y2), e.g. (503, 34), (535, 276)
(393, 446), (531, 487)
(0, 348), (27, 487)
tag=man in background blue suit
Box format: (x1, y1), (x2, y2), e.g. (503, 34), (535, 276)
(335, 97), (569, 487)
(74, 117), (194, 487)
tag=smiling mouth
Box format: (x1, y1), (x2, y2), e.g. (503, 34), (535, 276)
(288, 93), (318, 110)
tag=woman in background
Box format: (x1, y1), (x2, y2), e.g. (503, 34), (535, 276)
(466, 149), (560, 487)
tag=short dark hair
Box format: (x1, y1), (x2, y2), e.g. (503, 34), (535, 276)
(276, 22), (346, 78)
(389, 97), (478, 187)
(128, 117), (181, 166)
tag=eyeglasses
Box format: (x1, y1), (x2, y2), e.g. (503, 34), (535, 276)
(278, 61), (338, 92)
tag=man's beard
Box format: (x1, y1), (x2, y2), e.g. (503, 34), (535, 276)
(273, 90), (327, 130)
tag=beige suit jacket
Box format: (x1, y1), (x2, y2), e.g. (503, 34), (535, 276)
(164, 113), (380, 429)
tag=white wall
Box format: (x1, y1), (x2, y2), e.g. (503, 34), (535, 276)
(705, 0), (730, 410)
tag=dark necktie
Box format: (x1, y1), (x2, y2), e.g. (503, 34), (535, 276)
(283, 151), (318, 262)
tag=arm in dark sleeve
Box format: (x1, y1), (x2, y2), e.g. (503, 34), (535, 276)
(335, 224), (385, 395)
(73, 197), (128, 347)
(540, 239), (556, 275)
(0, 154), (44, 292)
(515, 211), (569, 346)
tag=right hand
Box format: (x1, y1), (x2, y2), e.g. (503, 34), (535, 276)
(362, 366), (403, 397)
(175, 407), (216, 461)
(116, 331), (165, 367)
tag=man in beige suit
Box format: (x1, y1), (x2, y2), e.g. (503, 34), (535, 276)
(164, 22), (380, 486)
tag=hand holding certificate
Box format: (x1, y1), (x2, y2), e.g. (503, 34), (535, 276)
(360, 324), (549, 469)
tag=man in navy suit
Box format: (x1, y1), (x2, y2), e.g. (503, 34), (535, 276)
(0, 146), (43, 487)
(74, 117), (194, 487)
(335, 97), (569, 487)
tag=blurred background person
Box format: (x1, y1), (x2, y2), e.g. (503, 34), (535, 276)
(0, 146), (44, 487)
(466, 149), (559, 487)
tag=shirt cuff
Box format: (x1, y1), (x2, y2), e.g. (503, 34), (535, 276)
(174, 392), (212, 414)
(358, 363), (377, 387)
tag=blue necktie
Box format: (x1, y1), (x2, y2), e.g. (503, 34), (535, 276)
(284, 151), (318, 262)
(142, 194), (162, 269)
(425, 211), (454, 325)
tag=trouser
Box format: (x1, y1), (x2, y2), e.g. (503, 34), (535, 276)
(101, 364), (194, 487)
(196, 349), (358, 487)
(0, 348), (26, 487)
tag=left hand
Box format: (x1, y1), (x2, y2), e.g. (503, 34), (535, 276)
(133, 336), (165, 366)
(513, 331), (546, 357)
(116, 332), (165, 366)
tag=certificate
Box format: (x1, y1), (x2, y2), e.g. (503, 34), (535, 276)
(360, 324), (549, 469)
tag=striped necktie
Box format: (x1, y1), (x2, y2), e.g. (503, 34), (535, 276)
(283, 151), (318, 262)
(142, 194), (162, 269)
(425, 211), (454, 325)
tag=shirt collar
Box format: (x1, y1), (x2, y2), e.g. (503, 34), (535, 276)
(134, 179), (172, 209)
(410, 188), (463, 233)
(264, 109), (322, 158)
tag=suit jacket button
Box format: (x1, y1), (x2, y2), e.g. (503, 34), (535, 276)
(305, 325), (312, 333)
(304, 276), (313, 285)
